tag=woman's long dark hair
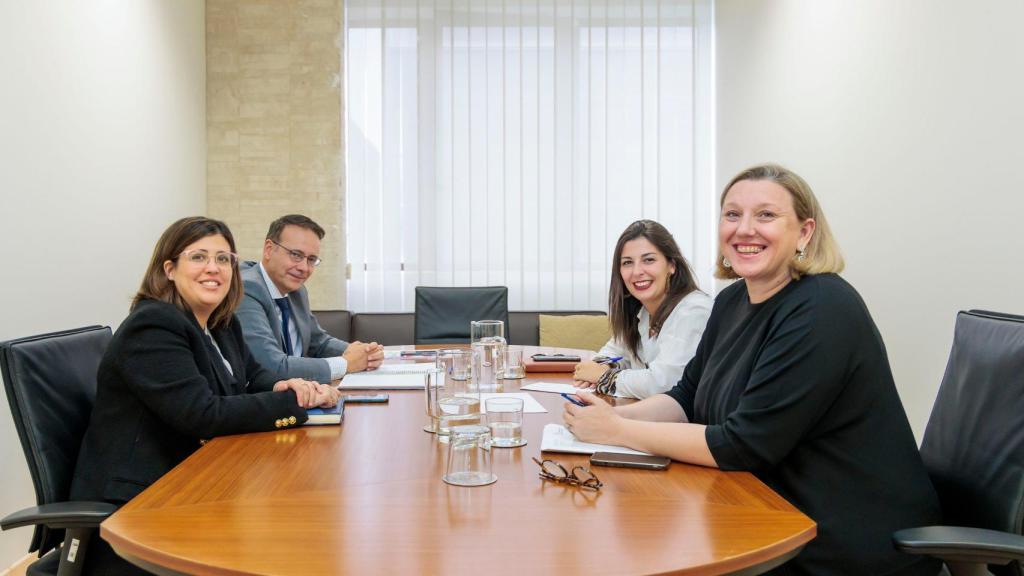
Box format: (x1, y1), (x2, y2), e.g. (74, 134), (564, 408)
(608, 220), (699, 359)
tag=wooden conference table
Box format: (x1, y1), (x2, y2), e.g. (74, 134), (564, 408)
(102, 345), (815, 576)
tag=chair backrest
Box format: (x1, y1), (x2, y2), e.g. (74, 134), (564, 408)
(312, 309), (352, 342)
(919, 310), (1024, 538)
(1, 325), (111, 553)
(414, 286), (509, 344)
(351, 312), (415, 346)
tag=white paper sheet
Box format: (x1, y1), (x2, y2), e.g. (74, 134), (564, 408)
(479, 392), (547, 414)
(520, 381), (589, 395)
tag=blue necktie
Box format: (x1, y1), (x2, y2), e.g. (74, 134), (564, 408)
(274, 297), (295, 356)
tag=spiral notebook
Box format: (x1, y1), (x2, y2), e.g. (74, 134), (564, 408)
(337, 372), (427, 390)
(539, 424), (649, 456)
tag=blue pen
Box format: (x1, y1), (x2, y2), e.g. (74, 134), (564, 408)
(599, 356), (623, 364)
(561, 392), (587, 407)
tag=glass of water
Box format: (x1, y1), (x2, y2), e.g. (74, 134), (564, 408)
(486, 396), (525, 448)
(471, 320), (506, 391)
(424, 366), (442, 433)
(436, 349), (480, 439)
(503, 348), (525, 379)
(443, 424), (497, 487)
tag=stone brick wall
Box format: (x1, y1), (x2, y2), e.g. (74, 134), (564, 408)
(207, 0), (346, 309)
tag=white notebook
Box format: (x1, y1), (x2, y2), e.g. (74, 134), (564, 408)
(337, 372), (426, 390)
(539, 423), (650, 456)
(370, 364), (438, 375)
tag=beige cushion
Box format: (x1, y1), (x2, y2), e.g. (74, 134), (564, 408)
(538, 314), (612, 352)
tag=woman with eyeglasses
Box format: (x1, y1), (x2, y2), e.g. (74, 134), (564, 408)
(71, 217), (339, 575)
(564, 165), (941, 575)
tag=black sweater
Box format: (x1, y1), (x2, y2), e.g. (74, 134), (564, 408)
(666, 274), (941, 575)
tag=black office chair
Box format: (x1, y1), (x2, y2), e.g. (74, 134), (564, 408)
(414, 286), (509, 344)
(1, 326), (117, 576)
(893, 310), (1024, 576)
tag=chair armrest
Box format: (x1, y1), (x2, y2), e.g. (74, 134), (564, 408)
(893, 525), (1024, 565)
(1, 501), (117, 531)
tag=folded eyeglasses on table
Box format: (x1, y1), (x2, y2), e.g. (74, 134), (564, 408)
(532, 456), (603, 491)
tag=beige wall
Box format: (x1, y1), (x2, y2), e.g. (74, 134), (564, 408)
(206, 0), (346, 309)
(0, 1), (206, 567)
(715, 0), (1024, 438)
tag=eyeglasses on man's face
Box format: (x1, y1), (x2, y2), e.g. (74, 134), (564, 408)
(179, 249), (238, 268)
(272, 240), (322, 268)
(532, 457), (603, 491)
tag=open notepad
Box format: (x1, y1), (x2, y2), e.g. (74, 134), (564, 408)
(337, 372), (427, 390)
(369, 364), (437, 374)
(540, 423), (650, 456)
(336, 363), (438, 389)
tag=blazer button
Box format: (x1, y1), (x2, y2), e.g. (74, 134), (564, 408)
(288, 416), (297, 425)
(275, 419), (283, 428)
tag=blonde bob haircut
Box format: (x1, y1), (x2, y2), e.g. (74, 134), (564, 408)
(715, 163), (845, 280)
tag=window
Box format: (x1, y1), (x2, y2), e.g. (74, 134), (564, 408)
(345, 0), (713, 311)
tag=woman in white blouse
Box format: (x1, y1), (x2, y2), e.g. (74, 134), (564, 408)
(573, 220), (712, 399)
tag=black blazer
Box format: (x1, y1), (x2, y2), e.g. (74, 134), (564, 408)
(70, 299), (308, 505)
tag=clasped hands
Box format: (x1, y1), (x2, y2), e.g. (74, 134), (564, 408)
(273, 378), (340, 408)
(342, 340), (385, 372)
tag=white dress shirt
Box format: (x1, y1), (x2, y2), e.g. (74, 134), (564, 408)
(597, 290), (713, 399)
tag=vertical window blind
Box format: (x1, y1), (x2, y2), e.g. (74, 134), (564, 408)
(345, 0), (713, 312)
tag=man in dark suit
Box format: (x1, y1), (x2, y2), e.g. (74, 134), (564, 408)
(238, 214), (383, 383)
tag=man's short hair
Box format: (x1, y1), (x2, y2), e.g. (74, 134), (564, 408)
(266, 214), (326, 242)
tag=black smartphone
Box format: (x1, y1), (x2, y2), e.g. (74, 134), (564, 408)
(590, 452), (671, 470)
(531, 354), (582, 362)
(343, 393), (389, 403)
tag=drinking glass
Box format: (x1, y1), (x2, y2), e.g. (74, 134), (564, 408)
(436, 349), (480, 439)
(443, 424), (497, 486)
(503, 348), (525, 379)
(486, 396), (525, 448)
(471, 320), (506, 390)
(470, 319), (504, 341)
(423, 367), (442, 433)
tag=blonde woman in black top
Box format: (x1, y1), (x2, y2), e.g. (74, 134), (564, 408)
(564, 165), (941, 575)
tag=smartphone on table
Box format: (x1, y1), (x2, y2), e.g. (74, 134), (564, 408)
(590, 452), (671, 470)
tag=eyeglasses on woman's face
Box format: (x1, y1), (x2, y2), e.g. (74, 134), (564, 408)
(179, 249), (238, 268)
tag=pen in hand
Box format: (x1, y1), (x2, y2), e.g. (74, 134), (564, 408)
(598, 356), (623, 364)
(561, 392), (587, 407)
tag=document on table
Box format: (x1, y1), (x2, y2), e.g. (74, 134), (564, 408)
(479, 392), (547, 413)
(337, 372), (426, 390)
(371, 363), (438, 374)
(540, 423), (650, 456)
(520, 382), (588, 395)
